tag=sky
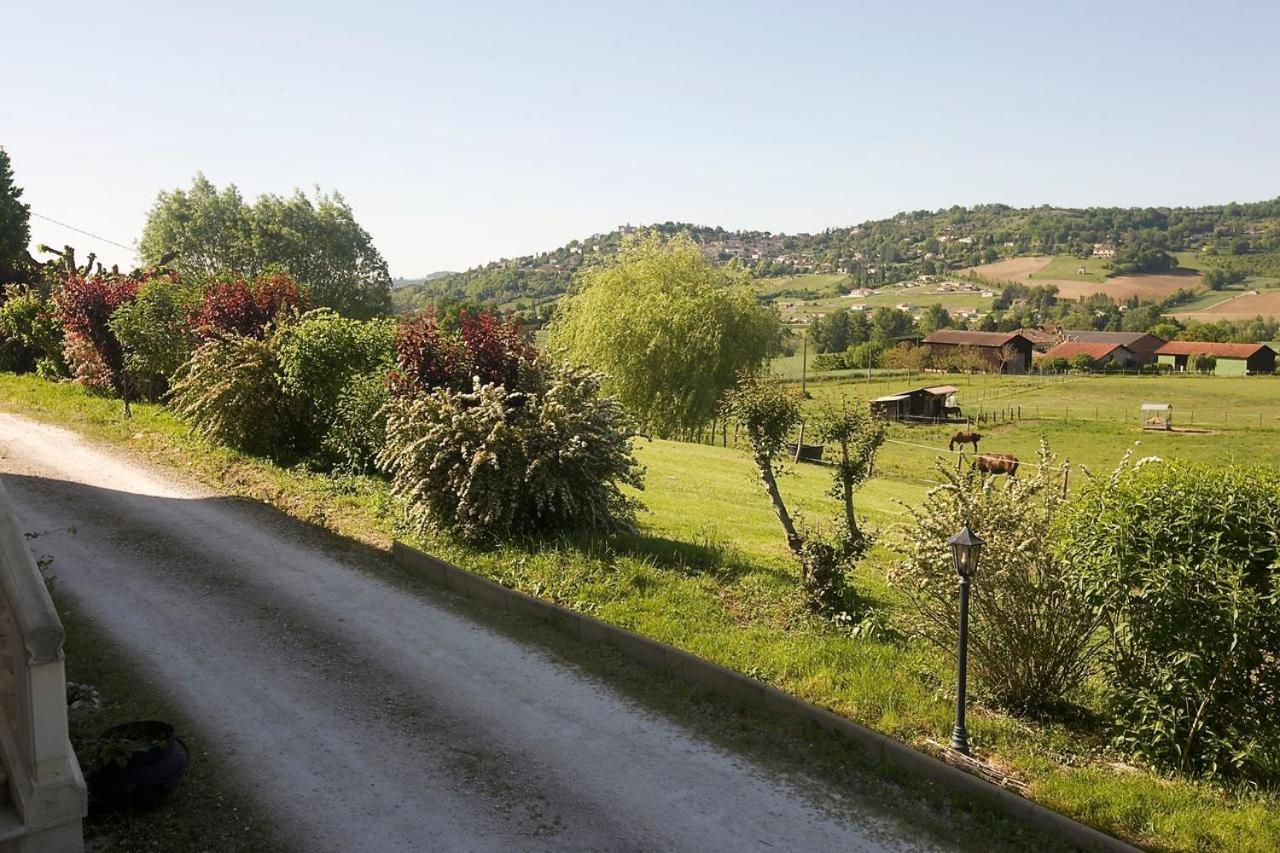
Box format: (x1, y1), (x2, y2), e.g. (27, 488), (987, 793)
(5, 1), (1279, 277)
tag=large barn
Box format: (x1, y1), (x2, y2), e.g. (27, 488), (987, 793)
(1155, 341), (1277, 376)
(1040, 341), (1139, 368)
(919, 330), (1034, 374)
(1058, 330), (1166, 364)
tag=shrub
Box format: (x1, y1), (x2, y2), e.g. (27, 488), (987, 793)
(812, 342), (884, 372)
(108, 276), (201, 399)
(53, 273), (140, 393)
(1193, 353), (1217, 374)
(1038, 356), (1067, 373)
(892, 442), (1102, 715)
(378, 367), (642, 541)
(274, 309), (394, 455)
(393, 307), (533, 394)
(168, 333), (298, 457)
(1060, 458), (1280, 779)
(1069, 353), (1096, 372)
(321, 371), (390, 474)
(0, 285), (66, 377)
(189, 273), (306, 340)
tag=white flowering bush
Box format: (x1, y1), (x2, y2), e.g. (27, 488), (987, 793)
(891, 440), (1102, 714)
(379, 366), (643, 541)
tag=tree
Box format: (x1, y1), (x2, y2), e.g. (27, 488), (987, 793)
(811, 310), (851, 353)
(919, 303), (951, 335)
(869, 306), (917, 344)
(549, 233), (778, 437)
(1203, 266), (1246, 291)
(0, 147), (31, 282)
(139, 174), (392, 318)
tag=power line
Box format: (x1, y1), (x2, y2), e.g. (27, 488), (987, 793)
(29, 211), (139, 256)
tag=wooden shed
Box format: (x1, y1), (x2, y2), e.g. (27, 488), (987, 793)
(869, 385), (960, 423)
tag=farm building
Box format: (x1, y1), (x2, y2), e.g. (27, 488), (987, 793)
(1059, 330), (1166, 364)
(1155, 341), (1277, 376)
(919, 330), (1034, 374)
(1017, 327), (1059, 352)
(1039, 341), (1140, 368)
(869, 385), (959, 423)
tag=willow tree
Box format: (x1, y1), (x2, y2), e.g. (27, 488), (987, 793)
(548, 232), (778, 437)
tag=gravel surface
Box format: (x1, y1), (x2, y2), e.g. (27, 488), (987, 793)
(0, 413), (958, 852)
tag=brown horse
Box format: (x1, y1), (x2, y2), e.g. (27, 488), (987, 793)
(949, 430), (982, 453)
(974, 453), (1019, 477)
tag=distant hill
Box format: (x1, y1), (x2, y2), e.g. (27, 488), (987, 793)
(392, 271), (455, 290)
(391, 199), (1280, 313)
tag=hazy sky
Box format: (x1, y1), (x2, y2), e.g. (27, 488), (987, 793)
(5, 1), (1279, 277)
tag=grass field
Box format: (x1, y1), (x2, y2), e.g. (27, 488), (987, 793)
(3, 371), (1280, 851)
(1029, 255), (1111, 283)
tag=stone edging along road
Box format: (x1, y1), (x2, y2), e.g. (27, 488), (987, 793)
(391, 541), (1139, 853)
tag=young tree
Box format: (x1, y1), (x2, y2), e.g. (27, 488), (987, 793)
(722, 376), (881, 614)
(811, 400), (885, 556)
(139, 174), (392, 318)
(0, 147), (31, 282)
(549, 232), (778, 437)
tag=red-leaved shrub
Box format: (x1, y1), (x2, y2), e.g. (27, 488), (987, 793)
(190, 273), (306, 340)
(53, 273), (140, 391)
(393, 308), (534, 394)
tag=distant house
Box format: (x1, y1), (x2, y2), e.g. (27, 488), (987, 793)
(1060, 330), (1166, 364)
(1155, 341), (1277, 376)
(1040, 341), (1139, 368)
(919, 330), (1034, 374)
(1092, 243), (1117, 258)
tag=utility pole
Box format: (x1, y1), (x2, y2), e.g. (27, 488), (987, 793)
(801, 326), (808, 396)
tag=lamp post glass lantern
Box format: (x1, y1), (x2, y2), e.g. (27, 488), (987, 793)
(947, 525), (983, 755)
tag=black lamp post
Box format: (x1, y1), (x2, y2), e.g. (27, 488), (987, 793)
(947, 525), (984, 755)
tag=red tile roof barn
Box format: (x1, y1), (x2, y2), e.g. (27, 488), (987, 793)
(1063, 331), (1164, 347)
(1041, 341), (1131, 360)
(1155, 341), (1275, 359)
(920, 330), (1027, 347)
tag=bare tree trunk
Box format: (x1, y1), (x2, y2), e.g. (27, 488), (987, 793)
(838, 440), (864, 550)
(754, 453), (803, 556)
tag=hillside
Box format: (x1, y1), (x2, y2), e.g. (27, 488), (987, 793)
(393, 198), (1280, 313)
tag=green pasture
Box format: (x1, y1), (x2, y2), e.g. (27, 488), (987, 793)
(1029, 255), (1111, 283)
(753, 273), (848, 299)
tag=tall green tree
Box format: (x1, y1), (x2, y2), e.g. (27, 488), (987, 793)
(549, 232), (778, 436)
(0, 148), (31, 282)
(139, 174), (392, 318)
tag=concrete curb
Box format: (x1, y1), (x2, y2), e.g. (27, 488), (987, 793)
(391, 541), (1141, 853)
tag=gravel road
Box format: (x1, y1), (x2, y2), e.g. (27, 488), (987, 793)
(0, 413), (960, 852)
